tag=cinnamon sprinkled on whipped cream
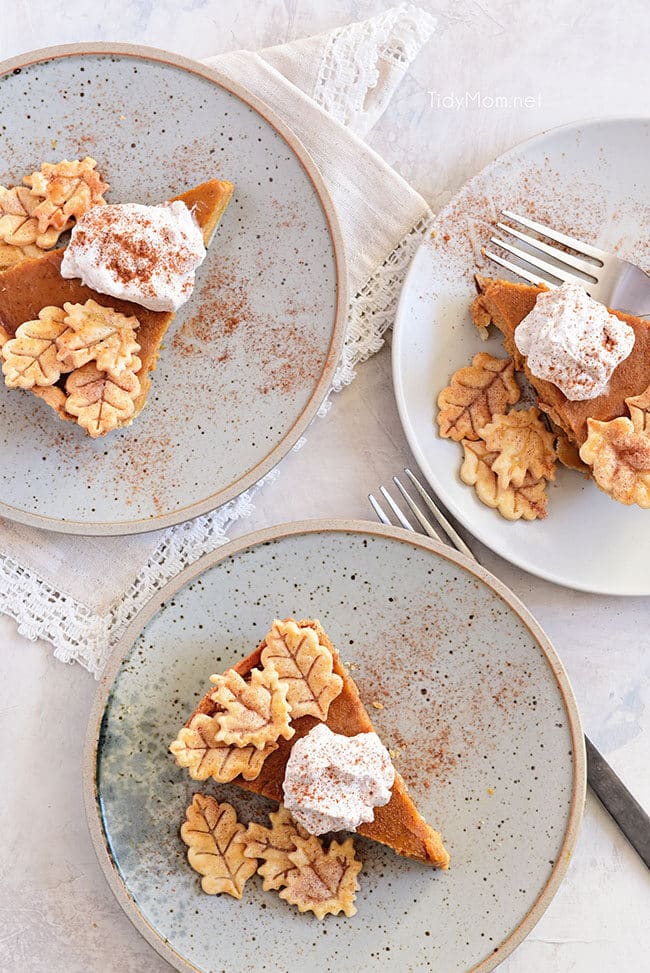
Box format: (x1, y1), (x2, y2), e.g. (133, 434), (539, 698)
(282, 723), (395, 835)
(61, 201), (206, 312)
(515, 281), (635, 401)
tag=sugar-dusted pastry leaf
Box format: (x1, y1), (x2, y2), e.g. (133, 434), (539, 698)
(461, 439), (548, 521)
(1, 306), (70, 388)
(32, 384), (72, 420)
(64, 360), (140, 438)
(243, 805), (309, 891)
(626, 386), (650, 435)
(260, 619), (343, 721)
(0, 185), (61, 264)
(58, 299), (141, 374)
(0, 239), (43, 270)
(279, 835), (362, 919)
(24, 157), (109, 233)
(437, 352), (520, 441)
(170, 712), (277, 782)
(0, 158), (107, 269)
(479, 407), (557, 489)
(580, 416), (650, 507)
(210, 666), (294, 750)
(180, 794), (257, 898)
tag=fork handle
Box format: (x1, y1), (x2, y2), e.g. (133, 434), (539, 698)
(585, 736), (650, 869)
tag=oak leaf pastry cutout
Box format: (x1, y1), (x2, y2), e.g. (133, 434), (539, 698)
(57, 299), (141, 375)
(64, 360), (141, 438)
(243, 806), (309, 891)
(579, 416), (650, 507)
(260, 618), (344, 721)
(180, 794), (257, 899)
(460, 439), (548, 521)
(479, 407), (557, 489)
(0, 185), (60, 269)
(209, 666), (294, 750)
(32, 385), (73, 421)
(1, 306), (70, 389)
(278, 834), (362, 919)
(437, 353), (520, 441)
(24, 157), (109, 234)
(626, 386), (650, 436)
(169, 712), (278, 783)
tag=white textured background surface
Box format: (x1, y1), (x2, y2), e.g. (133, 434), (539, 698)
(1, 2), (649, 971)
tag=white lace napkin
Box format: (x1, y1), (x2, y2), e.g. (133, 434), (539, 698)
(0, 5), (436, 676)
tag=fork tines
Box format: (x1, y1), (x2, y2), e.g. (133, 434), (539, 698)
(368, 469), (475, 561)
(485, 209), (605, 293)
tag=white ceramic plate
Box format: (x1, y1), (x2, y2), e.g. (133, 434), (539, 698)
(0, 44), (346, 535)
(84, 520), (585, 973)
(393, 117), (650, 595)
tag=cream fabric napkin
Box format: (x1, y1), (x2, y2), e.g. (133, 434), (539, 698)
(0, 5), (436, 675)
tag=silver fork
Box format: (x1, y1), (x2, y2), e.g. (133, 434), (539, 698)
(369, 467), (650, 869)
(486, 209), (650, 315)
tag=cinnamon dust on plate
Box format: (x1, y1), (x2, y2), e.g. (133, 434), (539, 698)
(171, 254), (323, 400)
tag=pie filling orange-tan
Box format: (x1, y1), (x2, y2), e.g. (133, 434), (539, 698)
(470, 276), (650, 449)
(0, 158), (234, 437)
(435, 274), (650, 514)
(171, 618), (450, 919)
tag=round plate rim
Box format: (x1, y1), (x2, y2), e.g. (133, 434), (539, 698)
(392, 114), (650, 596)
(0, 42), (349, 536)
(83, 516), (586, 973)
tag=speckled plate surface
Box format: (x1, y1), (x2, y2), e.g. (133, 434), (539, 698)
(393, 117), (650, 595)
(0, 44), (346, 534)
(84, 520), (585, 973)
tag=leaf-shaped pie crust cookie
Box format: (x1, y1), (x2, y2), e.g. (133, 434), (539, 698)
(1, 306), (70, 388)
(461, 439), (548, 521)
(57, 299), (141, 374)
(626, 386), (650, 435)
(243, 806), (309, 891)
(0, 240), (43, 270)
(579, 416), (650, 507)
(0, 159), (108, 269)
(24, 157), (109, 234)
(32, 384), (72, 420)
(479, 407), (557, 489)
(0, 185), (61, 267)
(65, 360), (141, 438)
(260, 619), (343, 721)
(180, 794), (257, 898)
(279, 835), (362, 919)
(210, 666), (294, 750)
(169, 712), (278, 782)
(437, 353), (520, 441)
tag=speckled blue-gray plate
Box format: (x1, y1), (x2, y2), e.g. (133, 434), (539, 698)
(0, 44), (346, 535)
(85, 520), (585, 973)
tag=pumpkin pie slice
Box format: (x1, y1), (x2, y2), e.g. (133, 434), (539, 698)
(0, 178), (234, 427)
(471, 275), (650, 447)
(186, 619), (450, 869)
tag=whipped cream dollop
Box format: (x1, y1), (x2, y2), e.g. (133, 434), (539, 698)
(60, 201), (206, 312)
(514, 281), (635, 401)
(282, 723), (395, 835)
